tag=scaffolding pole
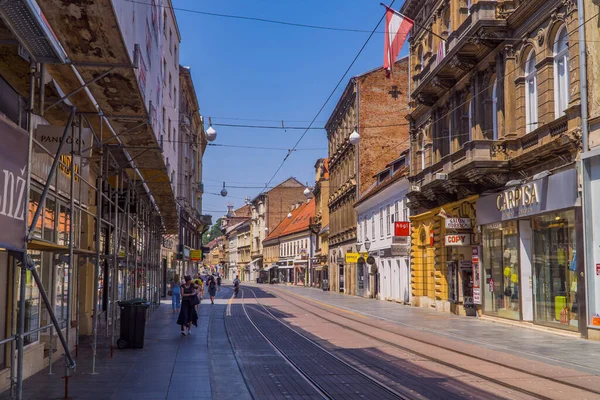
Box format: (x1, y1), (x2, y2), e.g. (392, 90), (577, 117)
(91, 130), (103, 375)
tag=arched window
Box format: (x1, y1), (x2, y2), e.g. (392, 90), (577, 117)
(525, 52), (538, 133)
(418, 45), (424, 70)
(492, 80), (498, 139)
(554, 26), (570, 118)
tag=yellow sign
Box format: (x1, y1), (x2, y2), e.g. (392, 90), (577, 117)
(345, 252), (368, 263)
(59, 155), (80, 182)
(190, 250), (202, 261)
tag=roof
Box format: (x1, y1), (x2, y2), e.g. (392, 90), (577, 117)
(251, 177), (304, 203)
(354, 166), (409, 208)
(263, 199), (315, 243)
(281, 200), (315, 236)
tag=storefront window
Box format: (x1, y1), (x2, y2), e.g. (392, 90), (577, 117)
(43, 197), (56, 242)
(18, 251), (42, 345)
(482, 221), (520, 320)
(55, 259), (69, 329)
(532, 210), (578, 330)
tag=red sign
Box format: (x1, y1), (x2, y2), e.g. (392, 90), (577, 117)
(430, 230), (435, 247)
(394, 221), (410, 237)
(596, 264), (600, 276)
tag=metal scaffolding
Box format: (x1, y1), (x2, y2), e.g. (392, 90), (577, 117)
(5, 62), (168, 399)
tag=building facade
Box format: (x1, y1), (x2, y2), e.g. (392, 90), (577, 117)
(248, 177), (306, 281)
(355, 153), (411, 301)
(327, 59), (410, 295)
(310, 159), (330, 288)
(402, 0), (585, 335)
(177, 66), (210, 276)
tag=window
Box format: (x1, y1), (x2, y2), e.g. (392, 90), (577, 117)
(468, 97), (473, 142)
(554, 27), (570, 118)
(380, 208), (384, 238)
(174, 88), (177, 108)
(163, 59), (167, 83)
(173, 127), (176, 150)
(448, 114), (453, 152)
(174, 44), (178, 63)
(169, 29), (173, 53)
(420, 134), (426, 171)
(363, 218), (367, 241)
(162, 107), (166, 128)
(386, 205), (391, 236)
(168, 119), (171, 144)
(492, 80), (499, 139)
(525, 52), (538, 133)
(358, 218), (362, 243)
(394, 202), (399, 223)
(371, 213), (375, 239)
(19, 251), (41, 345)
(163, 10), (167, 38)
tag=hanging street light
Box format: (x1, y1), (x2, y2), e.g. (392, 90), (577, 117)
(220, 182), (228, 197)
(349, 128), (360, 145)
(206, 116), (217, 142)
(303, 187), (312, 198)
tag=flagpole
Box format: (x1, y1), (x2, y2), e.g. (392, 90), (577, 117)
(380, 3), (447, 42)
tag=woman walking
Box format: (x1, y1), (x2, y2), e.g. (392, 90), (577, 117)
(177, 276), (198, 335)
(170, 275), (181, 314)
(207, 274), (217, 304)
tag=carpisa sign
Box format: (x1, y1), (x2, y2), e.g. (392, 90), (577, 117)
(0, 116), (28, 250)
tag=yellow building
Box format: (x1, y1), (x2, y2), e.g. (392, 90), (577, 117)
(410, 196), (477, 316)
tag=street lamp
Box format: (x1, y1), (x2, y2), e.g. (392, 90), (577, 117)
(303, 187), (312, 198)
(364, 238), (371, 252)
(349, 128), (360, 145)
(220, 182), (227, 197)
(206, 117), (217, 142)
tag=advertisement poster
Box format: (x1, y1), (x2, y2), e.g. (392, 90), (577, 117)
(472, 247), (481, 304)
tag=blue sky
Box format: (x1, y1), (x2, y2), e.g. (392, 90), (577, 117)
(174, 0), (408, 219)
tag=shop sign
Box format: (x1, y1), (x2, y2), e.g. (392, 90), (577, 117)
(0, 116), (28, 251)
(459, 260), (472, 270)
(391, 244), (409, 257)
(596, 264), (600, 276)
(392, 236), (410, 245)
(394, 221), (410, 237)
(445, 218), (472, 230)
(445, 234), (470, 246)
(34, 125), (92, 157)
(476, 169), (577, 225)
(190, 250), (202, 261)
(345, 252), (368, 263)
(472, 247), (481, 304)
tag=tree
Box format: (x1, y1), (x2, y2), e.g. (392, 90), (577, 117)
(203, 218), (224, 245)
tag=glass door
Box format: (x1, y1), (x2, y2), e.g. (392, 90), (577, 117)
(532, 210), (578, 330)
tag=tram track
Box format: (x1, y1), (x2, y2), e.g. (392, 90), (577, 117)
(265, 285), (600, 400)
(240, 287), (408, 400)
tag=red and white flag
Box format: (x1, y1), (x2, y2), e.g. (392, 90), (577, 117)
(436, 41), (446, 66)
(383, 5), (413, 77)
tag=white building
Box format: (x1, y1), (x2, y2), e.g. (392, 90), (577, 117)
(355, 153), (411, 302)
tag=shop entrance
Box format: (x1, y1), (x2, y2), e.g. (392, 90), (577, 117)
(338, 264), (344, 292)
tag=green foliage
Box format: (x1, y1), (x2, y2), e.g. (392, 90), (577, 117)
(203, 218), (224, 245)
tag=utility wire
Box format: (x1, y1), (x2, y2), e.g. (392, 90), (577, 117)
(262, 0), (399, 191)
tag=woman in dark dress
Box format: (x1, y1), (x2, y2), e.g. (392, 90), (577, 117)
(177, 276), (198, 335)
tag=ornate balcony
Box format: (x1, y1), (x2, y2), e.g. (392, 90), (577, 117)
(408, 116), (579, 210)
(412, 1), (508, 106)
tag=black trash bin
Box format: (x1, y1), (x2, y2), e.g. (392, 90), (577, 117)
(117, 299), (149, 349)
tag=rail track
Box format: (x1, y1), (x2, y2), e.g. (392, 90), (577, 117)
(260, 285), (600, 400)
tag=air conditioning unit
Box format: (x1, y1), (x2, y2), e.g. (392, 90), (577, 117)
(411, 185), (421, 192)
(436, 173), (449, 180)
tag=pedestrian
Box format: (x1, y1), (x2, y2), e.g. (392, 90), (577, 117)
(170, 275), (181, 314)
(207, 274), (217, 304)
(193, 278), (204, 310)
(216, 275), (222, 291)
(177, 276), (199, 336)
(233, 275), (240, 298)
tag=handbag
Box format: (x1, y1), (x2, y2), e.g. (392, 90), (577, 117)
(189, 294), (200, 306)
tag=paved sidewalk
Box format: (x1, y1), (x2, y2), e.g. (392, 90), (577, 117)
(1, 285), (249, 400)
(263, 284), (600, 375)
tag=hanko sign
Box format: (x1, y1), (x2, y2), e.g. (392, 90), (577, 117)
(394, 221), (410, 237)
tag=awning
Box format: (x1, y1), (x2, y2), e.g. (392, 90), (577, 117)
(277, 265), (294, 270)
(263, 265), (275, 272)
(294, 259), (308, 264)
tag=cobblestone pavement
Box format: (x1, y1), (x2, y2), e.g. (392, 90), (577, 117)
(263, 284), (600, 374)
(225, 284), (600, 400)
(7, 282), (600, 400)
(0, 285), (249, 400)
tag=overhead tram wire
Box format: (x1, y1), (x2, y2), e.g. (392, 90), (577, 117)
(262, 0), (399, 191)
(125, 0), (600, 43)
